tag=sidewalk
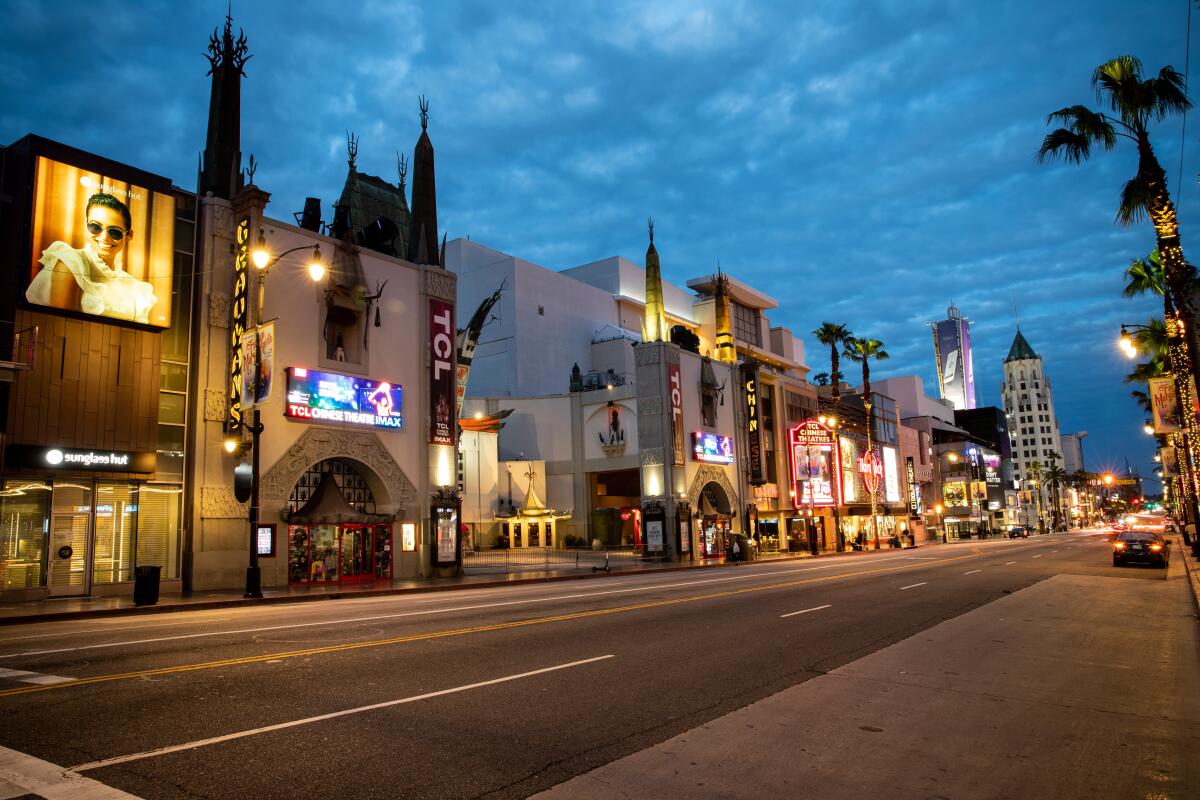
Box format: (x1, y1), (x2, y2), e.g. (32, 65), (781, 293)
(535, 556), (1200, 799)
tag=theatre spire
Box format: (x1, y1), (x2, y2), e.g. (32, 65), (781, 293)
(642, 218), (668, 343)
(201, 8), (250, 199)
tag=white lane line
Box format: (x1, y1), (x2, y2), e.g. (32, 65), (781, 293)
(780, 604), (832, 619)
(899, 582), (927, 591)
(0, 559), (897, 660)
(71, 654), (615, 773)
(0, 616), (235, 645)
(0, 667), (75, 685)
(0, 744), (141, 799)
(1032, 555), (1042, 559)
(1005, 561), (1017, 565)
(963, 569), (982, 575)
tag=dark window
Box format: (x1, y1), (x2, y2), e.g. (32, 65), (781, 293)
(731, 302), (762, 347)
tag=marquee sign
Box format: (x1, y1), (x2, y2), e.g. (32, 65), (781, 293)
(692, 431), (734, 464)
(788, 420), (840, 507)
(227, 214), (251, 432)
(284, 367), (403, 430)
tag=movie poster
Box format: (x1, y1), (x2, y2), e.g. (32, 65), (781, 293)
(25, 156), (175, 327)
(1149, 377), (1181, 434)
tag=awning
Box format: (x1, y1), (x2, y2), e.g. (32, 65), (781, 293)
(285, 473), (396, 524)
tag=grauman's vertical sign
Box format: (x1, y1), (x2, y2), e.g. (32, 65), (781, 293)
(742, 363), (765, 486)
(429, 298), (456, 446)
(227, 215), (251, 432)
(668, 363), (684, 466)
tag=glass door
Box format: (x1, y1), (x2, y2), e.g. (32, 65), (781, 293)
(338, 525), (373, 582)
(49, 484), (92, 596)
(373, 525), (392, 579)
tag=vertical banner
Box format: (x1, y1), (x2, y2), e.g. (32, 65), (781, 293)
(906, 456), (921, 515)
(1149, 376), (1181, 434)
(742, 363), (765, 486)
(429, 298), (457, 446)
(1161, 446), (1178, 477)
(646, 519), (664, 553)
(239, 327), (258, 410)
(256, 321), (275, 405)
(668, 363), (684, 466)
(227, 214), (251, 431)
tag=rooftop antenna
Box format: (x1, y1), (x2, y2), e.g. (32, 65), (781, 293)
(244, 153), (257, 185)
(346, 132), (358, 171)
(1011, 291), (1021, 330)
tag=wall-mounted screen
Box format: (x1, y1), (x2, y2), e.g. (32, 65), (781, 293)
(692, 431), (734, 464)
(285, 367), (403, 430)
(25, 156), (176, 328)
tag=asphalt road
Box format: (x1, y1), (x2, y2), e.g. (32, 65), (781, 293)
(0, 532), (1192, 799)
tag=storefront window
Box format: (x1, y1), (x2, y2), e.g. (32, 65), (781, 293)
(0, 481), (51, 590)
(93, 482), (136, 584)
(310, 525), (338, 582)
(528, 522), (540, 547)
(136, 485), (181, 580)
(757, 519), (780, 552)
(289, 526), (310, 583)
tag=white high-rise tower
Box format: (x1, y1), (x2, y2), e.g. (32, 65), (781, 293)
(1000, 330), (1063, 486)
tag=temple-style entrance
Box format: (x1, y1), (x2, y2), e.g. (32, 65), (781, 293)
(285, 459), (397, 585)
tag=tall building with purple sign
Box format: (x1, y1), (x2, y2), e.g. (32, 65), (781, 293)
(930, 302), (976, 411)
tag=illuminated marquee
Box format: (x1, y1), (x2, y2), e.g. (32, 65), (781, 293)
(857, 449), (884, 497)
(227, 214), (251, 432)
(284, 367), (403, 430)
(788, 420), (841, 507)
(742, 364), (764, 485)
(692, 431), (734, 464)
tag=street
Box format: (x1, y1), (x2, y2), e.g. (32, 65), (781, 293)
(0, 532), (1197, 799)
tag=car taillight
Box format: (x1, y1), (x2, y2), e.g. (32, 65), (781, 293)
(1150, 544), (1163, 551)
(1113, 542), (1126, 550)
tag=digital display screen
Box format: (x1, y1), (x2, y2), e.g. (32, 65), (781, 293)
(692, 431), (734, 464)
(285, 367), (403, 430)
(25, 156), (176, 328)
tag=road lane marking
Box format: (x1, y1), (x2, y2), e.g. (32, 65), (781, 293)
(70, 655), (616, 772)
(0, 744), (140, 799)
(0, 550), (984, 698)
(780, 604), (831, 618)
(899, 582), (927, 590)
(963, 570), (982, 575)
(1005, 561), (1016, 565)
(0, 667), (75, 685)
(1032, 555), (1042, 559)
(0, 553), (963, 660)
(0, 617), (236, 645)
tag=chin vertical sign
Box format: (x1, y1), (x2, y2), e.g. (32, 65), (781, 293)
(742, 363), (765, 486)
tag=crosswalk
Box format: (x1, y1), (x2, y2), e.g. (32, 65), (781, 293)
(0, 667), (75, 686)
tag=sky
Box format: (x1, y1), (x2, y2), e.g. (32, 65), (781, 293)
(1, 0), (1194, 487)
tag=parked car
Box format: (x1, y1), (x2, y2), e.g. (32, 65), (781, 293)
(1008, 526), (1029, 539)
(1112, 531), (1170, 568)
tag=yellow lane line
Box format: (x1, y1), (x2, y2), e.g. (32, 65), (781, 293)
(0, 549), (981, 699)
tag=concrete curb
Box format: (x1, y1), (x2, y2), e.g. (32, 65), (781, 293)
(1177, 539), (1200, 618)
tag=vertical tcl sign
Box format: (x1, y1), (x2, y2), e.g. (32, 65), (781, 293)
(429, 299), (456, 446)
(668, 363), (684, 465)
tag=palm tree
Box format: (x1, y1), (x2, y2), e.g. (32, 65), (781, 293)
(1044, 462), (1068, 530)
(813, 322), (852, 400)
(844, 336), (890, 548)
(1123, 250), (1167, 299)
(1038, 55), (1200, 382)
(811, 371), (830, 386)
(1027, 460), (1046, 532)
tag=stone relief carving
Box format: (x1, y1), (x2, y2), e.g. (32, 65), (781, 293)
(424, 269), (457, 301)
(258, 427), (418, 516)
(638, 397), (663, 417)
(640, 447), (664, 466)
(201, 486), (248, 519)
(665, 346), (681, 365)
(687, 465), (740, 515)
(635, 345), (661, 366)
(209, 292), (230, 327)
(204, 389), (227, 422)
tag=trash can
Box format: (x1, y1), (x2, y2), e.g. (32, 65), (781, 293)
(133, 565), (162, 606)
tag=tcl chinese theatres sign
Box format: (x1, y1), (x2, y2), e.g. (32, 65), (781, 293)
(668, 363), (684, 466)
(429, 299), (456, 446)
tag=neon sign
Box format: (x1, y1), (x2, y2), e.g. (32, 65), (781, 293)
(788, 420), (840, 507)
(692, 431), (734, 464)
(284, 367), (403, 430)
(857, 450), (884, 496)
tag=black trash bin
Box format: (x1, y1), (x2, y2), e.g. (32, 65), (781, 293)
(133, 565), (162, 606)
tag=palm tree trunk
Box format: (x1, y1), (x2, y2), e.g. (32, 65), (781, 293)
(830, 346), (841, 400)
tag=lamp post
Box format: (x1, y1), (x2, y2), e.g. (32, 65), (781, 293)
(934, 503), (945, 543)
(226, 231), (325, 598)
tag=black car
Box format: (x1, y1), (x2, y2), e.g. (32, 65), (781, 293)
(1008, 526), (1029, 539)
(1112, 531), (1170, 568)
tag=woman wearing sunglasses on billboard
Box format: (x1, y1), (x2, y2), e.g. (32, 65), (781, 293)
(25, 192), (158, 324)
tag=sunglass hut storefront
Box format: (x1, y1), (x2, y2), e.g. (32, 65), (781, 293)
(0, 136), (194, 601)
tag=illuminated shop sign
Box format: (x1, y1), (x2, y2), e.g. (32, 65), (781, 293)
(788, 420), (840, 507)
(882, 446), (901, 503)
(906, 456), (921, 515)
(228, 213), (251, 432)
(692, 431), (734, 464)
(742, 364), (764, 485)
(5, 444), (156, 473)
(284, 367), (403, 430)
(668, 364), (684, 466)
(429, 299), (457, 447)
(857, 450), (884, 497)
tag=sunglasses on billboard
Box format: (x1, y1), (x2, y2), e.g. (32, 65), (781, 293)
(86, 221), (127, 241)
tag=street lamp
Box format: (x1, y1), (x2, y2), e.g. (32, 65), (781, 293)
(231, 231), (327, 598)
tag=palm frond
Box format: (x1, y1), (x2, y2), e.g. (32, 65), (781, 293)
(1093, 55), (1144, 115)
(1037, 107), (1117, 163)
(1116, 175), (1153, 225)
(1144, 65), (1192, 121)
(1122, 251), (1165, 297)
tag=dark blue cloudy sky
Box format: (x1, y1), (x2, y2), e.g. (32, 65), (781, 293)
(2, 0), (1194, 486)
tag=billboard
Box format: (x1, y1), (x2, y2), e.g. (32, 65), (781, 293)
(429, 299), (456, 446)
(25, 155), (175, 328)
(932, 316), (975, 411)
(882, 446), (901, 503)
(789, 421), (840, 507)
(284, 367), (403, 430)
(692, 431), (734, 464)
